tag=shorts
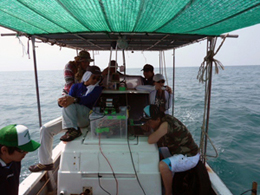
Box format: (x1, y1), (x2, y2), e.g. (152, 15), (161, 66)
(162, 153), (200, 173)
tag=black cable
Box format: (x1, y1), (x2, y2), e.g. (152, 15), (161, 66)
(98, 173), (111, 195)
(98, 135), (118, 195)
(125, 92), (146, 195)
(97, 147), (112, 195)
(127, 133), (146, 195)
(240, 189), (255, 195)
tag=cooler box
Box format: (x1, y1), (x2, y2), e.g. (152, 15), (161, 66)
(89, 106), (127, 139)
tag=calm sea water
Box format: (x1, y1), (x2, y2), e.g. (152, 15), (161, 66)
(0, 66), (259, 195)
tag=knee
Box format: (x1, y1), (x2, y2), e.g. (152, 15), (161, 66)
(40, 125), (52, 137)
(159, 161), (169, 173)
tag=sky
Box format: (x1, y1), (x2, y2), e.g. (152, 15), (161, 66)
(0, 24), (260, 72)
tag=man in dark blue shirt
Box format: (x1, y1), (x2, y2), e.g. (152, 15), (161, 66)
(0, 124), (40, 195)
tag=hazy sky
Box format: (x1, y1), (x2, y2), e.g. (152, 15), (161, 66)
(0, 24), (260, 72)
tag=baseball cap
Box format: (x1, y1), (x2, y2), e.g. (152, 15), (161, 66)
(141, 64), (154, 72)
(86, 65), (101, 75)
(0, 124), (40, 152)
(153, 73), (165, 82)
(143, 105), (162, 120)
(78, 51), (94, 62)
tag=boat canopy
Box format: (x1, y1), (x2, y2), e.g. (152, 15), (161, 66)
(0, 0), (260, 50)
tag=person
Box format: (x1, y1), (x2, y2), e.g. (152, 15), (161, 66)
(63, 50), (94, 94)
(150, 73), (173, 114)
(141, 64), (154, 85)
(0, 124), (40, 195)
(29, 66), (102, 172)
(142, 105), (200, 195)
(100, 60), (120, 89)
(136, 64), (155, 92)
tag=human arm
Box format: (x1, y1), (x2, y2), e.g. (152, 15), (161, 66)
(58, 83), (78, 107)
(77, 86), (102, 108)
(141, 122), (151, 132)
(136, 85), (155, 92)
(58, 96), (75, 108)
(148, 121), (168, 144)
(165, 86), (172, 94)
(64, 63), (75, 93)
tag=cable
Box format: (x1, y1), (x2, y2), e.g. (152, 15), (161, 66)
(240, 189), (255, 195)
(98, 134), (118, 195)
(98, 173), (111, 195)
(97, 152), (111, 195)
(127, 133), (146, 195)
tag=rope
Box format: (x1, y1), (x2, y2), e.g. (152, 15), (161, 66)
(16, 35), (26, 57)
(197, 35), (228, 83)
(162, 51), (169, 85)
(199, 72), (219, 160)
(198, 40), (222, 161)
(199, 126), (219, 159)
(158, 51), (169, 85)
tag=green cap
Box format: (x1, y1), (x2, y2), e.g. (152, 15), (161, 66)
(0, 124), (40, 152)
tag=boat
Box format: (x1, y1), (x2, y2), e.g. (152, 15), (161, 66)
(0, 1), (259, 194)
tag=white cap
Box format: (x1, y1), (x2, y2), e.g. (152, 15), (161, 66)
(153, 74), (165, 82)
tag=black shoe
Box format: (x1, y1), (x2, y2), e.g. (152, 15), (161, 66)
(60, 128), (82, 141)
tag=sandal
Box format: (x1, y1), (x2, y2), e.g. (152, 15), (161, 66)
(29, 163), (54, 172)
(60, 128), (82, 141)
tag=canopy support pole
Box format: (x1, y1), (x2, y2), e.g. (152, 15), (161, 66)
(122, 49), (126, 82)
(172, 49), (175, 116)
(200, 37), (214, 164)
(31, 36), (42, 127)
(159, 51), (162, 74)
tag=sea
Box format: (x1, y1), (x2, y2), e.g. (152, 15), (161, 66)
(0, 65), (259, 195)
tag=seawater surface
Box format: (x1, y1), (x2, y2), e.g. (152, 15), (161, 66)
(0, 65), (259, 195)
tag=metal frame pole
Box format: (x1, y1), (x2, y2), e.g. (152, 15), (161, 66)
(31, 36), (42, 127)
(172, 49), (175, 116)
(122, 49), (126, 82)
(201, 37), (214, 163)
(159, 51), (162, 74)
(204, 37), (214, 160)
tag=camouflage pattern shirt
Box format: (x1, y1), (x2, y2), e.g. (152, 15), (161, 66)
(158, 115), (199, 157)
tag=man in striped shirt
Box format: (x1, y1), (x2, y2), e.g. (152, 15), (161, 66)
(63, 51), (94, 94)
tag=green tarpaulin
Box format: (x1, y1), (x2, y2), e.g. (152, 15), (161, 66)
(1, 0), (260, 50)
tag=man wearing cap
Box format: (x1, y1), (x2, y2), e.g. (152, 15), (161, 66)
(142, 105), (200, 195)
(141, 64), (154, 85)
(29, 66), (102, 172)
(63, 50), (94, 94)
(0, 124), (40, 195)
(150, 73), (173, 114)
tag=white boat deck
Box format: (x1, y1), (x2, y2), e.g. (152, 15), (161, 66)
(18, 122), (233, 195)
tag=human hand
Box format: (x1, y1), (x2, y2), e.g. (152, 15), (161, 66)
(58, 96), (74, 108)
(141, 122), (151, 132)
(165, 86), (172, 94)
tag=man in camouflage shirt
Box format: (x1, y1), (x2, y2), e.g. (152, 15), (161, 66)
(143, 105), (200, 195)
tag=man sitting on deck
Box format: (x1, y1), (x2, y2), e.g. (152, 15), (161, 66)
(29, 66), (102, 172)
(142, 105), (200, 195)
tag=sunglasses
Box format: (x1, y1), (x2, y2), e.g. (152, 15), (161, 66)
(15, 148), (26, 153)
(156, 80), (165, 84)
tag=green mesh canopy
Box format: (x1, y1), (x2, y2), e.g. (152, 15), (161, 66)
(1, 0), (260, 50)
